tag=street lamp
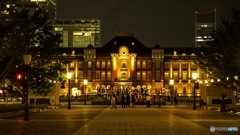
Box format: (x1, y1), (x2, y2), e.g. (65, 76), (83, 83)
(169, 79), (174, 106)
(192, 72), (198, 110)
(23, 54), (32, 121)
(67, 72), (72, 110)
(83, 79), (88, 105)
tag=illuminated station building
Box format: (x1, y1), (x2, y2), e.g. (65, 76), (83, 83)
(56, 33), (203, 98)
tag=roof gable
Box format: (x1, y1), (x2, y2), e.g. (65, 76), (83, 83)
(98, 33), (151, 54)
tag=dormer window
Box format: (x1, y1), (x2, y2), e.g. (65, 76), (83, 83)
(132, 41), (135, 45)
(114, 41), (117, 45)
(173, 50), (177, 56)
(71, 50), (75, 56)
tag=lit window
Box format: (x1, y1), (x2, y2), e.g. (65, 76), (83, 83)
(142, 60), (146, 69)
(101, 71), (105, 80)
(96, 71), (100, 79)
(107, 71), (111, 80)
(70, 62), (74, 68)
(173, 72), (178, 80)
(88, 62), (92, 68)
(122, 63), (127, 68)
(196, 39), (204, 41)
(54, 27), (63, 31)
(107, 61), (111, 68)
(121, 72), (127, 80)
(96, 61), (100, 68)
(137, 72), (141, 80)
(101, 61), (106, 68)
(137, 60), (141, 69)
(182, 72), (187, 80)
(142, 72), (146, 80)
(164, 72), (169, 80)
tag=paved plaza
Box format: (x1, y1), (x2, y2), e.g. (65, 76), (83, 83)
(0, 105), (239, 135)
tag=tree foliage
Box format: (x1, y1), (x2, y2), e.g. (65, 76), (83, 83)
(0, 0), (64, 96)
(194, 8), (240, 90)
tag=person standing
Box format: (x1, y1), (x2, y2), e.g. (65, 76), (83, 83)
(159, 96), (162, 108)
(174, 96), (177, 105)
(146, 94), (151, 108)
(126, 94), (130, 108)
(167, 95), (170, 102)
(131, 94), (136, 108)
(220, 94), (227, 115)
(111, 94), (117, 109)
(121, 94), (126, 108)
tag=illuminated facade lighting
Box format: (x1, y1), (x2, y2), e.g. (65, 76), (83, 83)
(56, 33), (205, 98)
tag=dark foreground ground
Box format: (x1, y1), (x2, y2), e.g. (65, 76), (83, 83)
(0, 105), (239, 135)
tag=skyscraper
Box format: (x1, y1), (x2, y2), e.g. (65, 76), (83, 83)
(53, 19), (101, 48)
(5, 0), (57, 18)
(195, 9), (216, 47)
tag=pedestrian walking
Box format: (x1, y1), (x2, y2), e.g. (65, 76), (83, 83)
(111, 94), (117, 109)
(146, 94), (151, 108)
(121, 94), (126, 108)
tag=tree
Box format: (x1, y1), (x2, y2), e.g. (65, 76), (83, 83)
(194, 8), (240, 90)
(0, 0), (64, 97)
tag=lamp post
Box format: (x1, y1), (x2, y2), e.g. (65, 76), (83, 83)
(192, 72), (198, 110)
(169, 79), (174, 106)
(23, 54), (32, 121)
(83, 79), (88, 105)
(67, 72), (72, 110)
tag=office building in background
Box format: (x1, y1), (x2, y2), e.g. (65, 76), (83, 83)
(195, 9), (216, 47)
(4, 0), (57, 18)
(53, 19), (101, 48)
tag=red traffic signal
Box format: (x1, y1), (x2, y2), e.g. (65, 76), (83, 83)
(17, 74), (22, 80)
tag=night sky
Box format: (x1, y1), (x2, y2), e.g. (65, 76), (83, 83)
(57, 0), (240, 47)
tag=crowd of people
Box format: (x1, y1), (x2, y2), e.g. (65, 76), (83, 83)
(110, 93), (164, 109)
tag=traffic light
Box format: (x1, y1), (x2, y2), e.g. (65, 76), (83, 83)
(16, 73), (22, 80)
(194, 82), (199, 89)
